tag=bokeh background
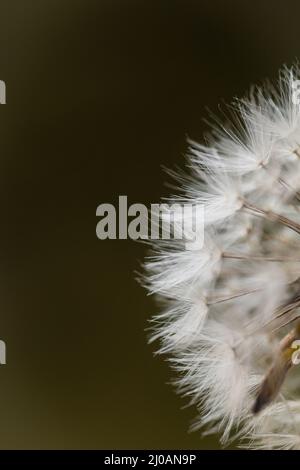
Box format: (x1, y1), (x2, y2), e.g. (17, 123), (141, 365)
(0, 0), (299, 449)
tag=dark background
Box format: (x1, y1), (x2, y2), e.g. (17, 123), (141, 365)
(0, 0), (298, 449)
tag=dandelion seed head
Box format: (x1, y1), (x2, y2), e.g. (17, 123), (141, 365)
(144, 65), (300, 449)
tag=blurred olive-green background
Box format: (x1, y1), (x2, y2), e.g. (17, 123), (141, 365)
(0, 0), (298, 449)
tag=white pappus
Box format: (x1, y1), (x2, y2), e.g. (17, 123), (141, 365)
(143, 65), (300, 449)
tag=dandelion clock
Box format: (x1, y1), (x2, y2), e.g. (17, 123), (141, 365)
(144, 66), (300, 450)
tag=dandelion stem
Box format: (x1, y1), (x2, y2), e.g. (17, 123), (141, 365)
(223, 252), (300, 262)
(207, 288), (262, 305)
(243, 200), (300, 235)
